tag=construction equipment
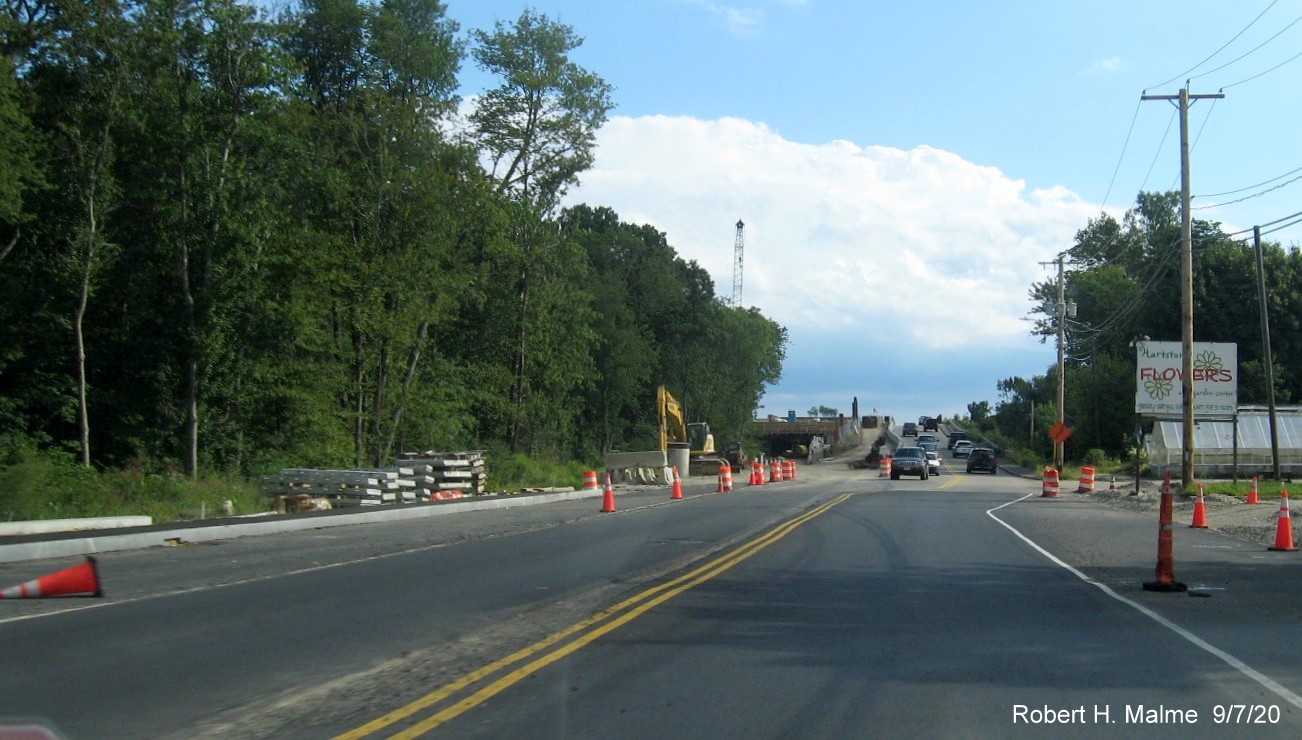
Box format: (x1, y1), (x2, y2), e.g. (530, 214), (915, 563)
(658, 386), (712, 454)
(658, 386), (735, 475)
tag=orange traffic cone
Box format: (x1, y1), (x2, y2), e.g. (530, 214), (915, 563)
(671, 466), (683, 500)
(601, 473), (616, 513)
(879, 456), (891, 478)
(581, 470), (600, 492)
(786, 460), (797, 480)
(0, 556), (103, 599)
(717, 462), (733, 492)
(1190, 483), (1208, 528)
(1144, 470), (1187, 592)
(1247, 476), (1261, 505)
(1269, 488), (1297, 552)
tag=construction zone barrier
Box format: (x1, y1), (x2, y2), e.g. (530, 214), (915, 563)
(785, 460), (797, 480)
(581, 470), (600, 492)
(671, 466), (683, 500)
(770, 460), (783, 483)
(1077, 465), (1095, 493)
(750, 460), (765, 486)
(879, 456), (892, 478)
(1190, 483), (1208, 528)
(1143, 471), (1187, 592)
(1041, 467), (1060, 497)
(718, 462), (734, 492)
(1269, 488), (1297, 552)
(601, 473), (616, 513)
(1247, 476), (1261, 505)
(0, 556), (103, 599)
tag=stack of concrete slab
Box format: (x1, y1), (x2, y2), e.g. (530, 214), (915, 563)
(260, 468), (403, 507)
(396, 451), (487, 498)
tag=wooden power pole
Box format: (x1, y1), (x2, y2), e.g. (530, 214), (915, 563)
(1141, 87), (1224, 491)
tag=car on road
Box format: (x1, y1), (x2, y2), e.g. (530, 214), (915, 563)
(902, 422), (918, 437)
(923, 416), (939, 432)
(916, 433), (938, 453)
(952, 440), (974, 458)
(947, 430), (968, 449)
(966, 447), (998, 474)
(890, 446), (929, 480)
(925, 450), (940, 476)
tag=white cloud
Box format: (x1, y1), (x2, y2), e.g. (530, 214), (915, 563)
(565, 114), (1098, 352)
(681, 0), (765, 35)
(1087, 56), (1123, 74)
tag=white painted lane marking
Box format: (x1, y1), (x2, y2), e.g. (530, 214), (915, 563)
(987, 493), (1302, 711)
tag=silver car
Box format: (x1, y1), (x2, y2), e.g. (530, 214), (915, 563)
(925, 450), (940, 476)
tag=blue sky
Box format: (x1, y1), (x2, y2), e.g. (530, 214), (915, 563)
(443, 0), (1302, 424)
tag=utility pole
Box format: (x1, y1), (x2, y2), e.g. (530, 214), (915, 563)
(1040, 255), (1074, 471)
(1055, 255), (1066, 471)
(731, 219), (745, 306)
(1141, 86), (1224, 491)
(1253, 226), (1281, 480)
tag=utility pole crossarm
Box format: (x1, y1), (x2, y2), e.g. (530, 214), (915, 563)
(1139, 92), (1225, 102)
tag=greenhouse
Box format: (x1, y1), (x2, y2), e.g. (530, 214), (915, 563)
(1148, 407), (1302, 479)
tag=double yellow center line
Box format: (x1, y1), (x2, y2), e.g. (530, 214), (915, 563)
(337, 493), (853, 738)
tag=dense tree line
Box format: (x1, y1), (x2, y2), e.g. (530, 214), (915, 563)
(982, 191), (1301, 461)
(0, 0), (787, 477)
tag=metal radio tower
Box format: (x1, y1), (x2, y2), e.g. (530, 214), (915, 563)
(731, 219), (745, 306)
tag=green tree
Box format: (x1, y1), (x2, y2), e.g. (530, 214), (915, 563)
(469, 9), (613, 450)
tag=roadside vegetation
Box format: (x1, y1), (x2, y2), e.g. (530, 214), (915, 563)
(953, 192), (1300, 482)
(0, 3), (785, 521)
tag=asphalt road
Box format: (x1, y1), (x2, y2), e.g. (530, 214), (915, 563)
(3, 451), (1302, 739)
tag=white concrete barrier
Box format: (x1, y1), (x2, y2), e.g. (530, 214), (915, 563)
(0, 516), (153, 537)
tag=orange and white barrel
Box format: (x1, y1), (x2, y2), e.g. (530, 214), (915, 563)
(1041, 467), (1060, 497)
(1077, 465), (1095, 493)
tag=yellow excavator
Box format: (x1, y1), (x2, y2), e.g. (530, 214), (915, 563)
(658, 386), (743, 474)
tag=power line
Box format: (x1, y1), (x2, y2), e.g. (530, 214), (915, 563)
(1097, 99), (1143, 219)
(1221, 46), (1302, 89)
(1167, 97), (1220, 192)
(1147, 0), (1279, 89)
(1189, 13), (1302, 82)
(1139, 107), (1177, 193)
(1198, 163), (1302, 198)
(1192, 172), (1302, 209)
(1260, 214), (1302, 237)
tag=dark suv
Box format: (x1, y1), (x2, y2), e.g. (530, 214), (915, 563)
(966, 447), (998, 474)
(891, 446), (929, 480)
(922, 416), (939, 432)
(902, 422), (918, 437)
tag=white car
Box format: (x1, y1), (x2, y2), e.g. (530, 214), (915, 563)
(953, 440), (974, 458)
(925, 450), (940, 476)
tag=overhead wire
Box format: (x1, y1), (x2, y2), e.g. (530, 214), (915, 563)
(1139, 108), (1177, 194)
(1096, 99), (1143, 219)
(1198, 164), (1302, 198)
(1192, 172), (1302, 209)
(1188, 13), (1302, 82)
(1166, 97), (1220, 192)
(1146, 0), (1279, 89)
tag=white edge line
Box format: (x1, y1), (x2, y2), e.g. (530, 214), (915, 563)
(987, 493), (1302, 711)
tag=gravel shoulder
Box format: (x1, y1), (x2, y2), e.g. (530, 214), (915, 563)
(1037, 471), (1297, 547)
